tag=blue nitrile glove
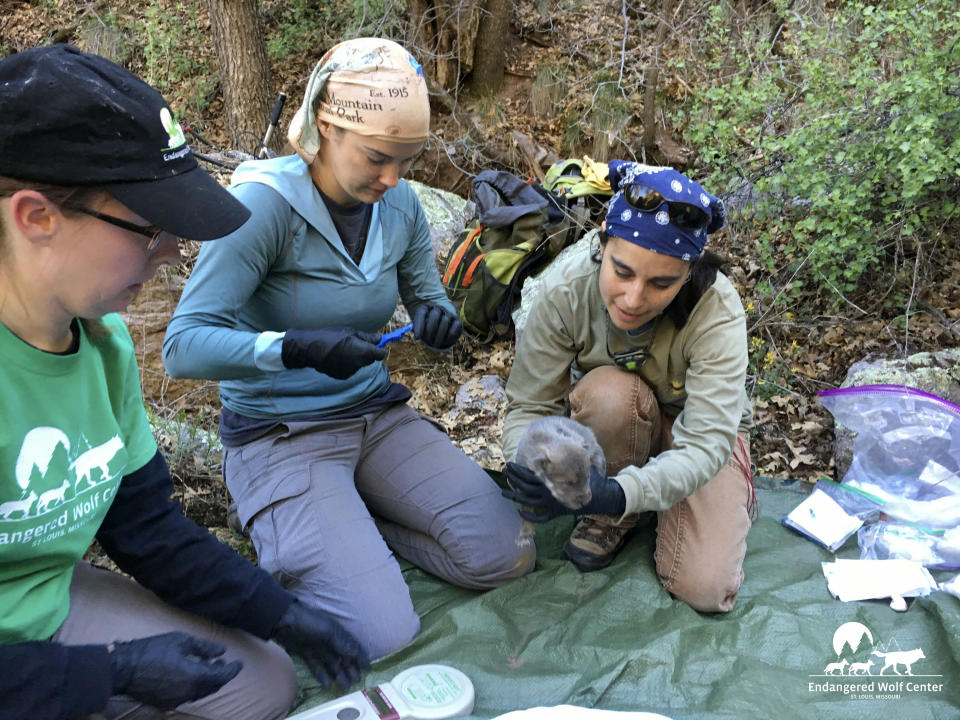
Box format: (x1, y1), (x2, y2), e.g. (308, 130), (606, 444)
(502, 464), (626, 522)
(281, 327), (386, 380)
(110, 632), (242, 710)
(412, 303), (463, 350)
(271, 599), (370, 689)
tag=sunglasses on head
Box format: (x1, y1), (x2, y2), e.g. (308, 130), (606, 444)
(622, 183), (711, 231)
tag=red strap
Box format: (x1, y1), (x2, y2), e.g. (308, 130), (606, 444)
(462, 253), (486, 287)
(442, 225), (484, 285)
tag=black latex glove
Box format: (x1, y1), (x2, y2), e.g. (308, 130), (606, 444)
(271, 599), (370, 689)
(502, 464), (626, 522)
(281, 327), (386, 380)
(110, 632), (242, 710)
(412, 303), (462, 350)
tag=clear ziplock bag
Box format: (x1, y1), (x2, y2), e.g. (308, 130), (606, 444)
(819, 384), (960, 530)
(857, 521), (960, 570)
(814, 384), (960, 568)
(782, 478), (884, 552)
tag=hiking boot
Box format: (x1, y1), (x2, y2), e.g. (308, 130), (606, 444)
(227, 500), (249, 538)
(563, 513), (641, 572)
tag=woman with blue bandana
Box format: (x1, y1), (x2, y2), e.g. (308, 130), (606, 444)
(502, 161), (754, 612)
(163, 38), (534, 659)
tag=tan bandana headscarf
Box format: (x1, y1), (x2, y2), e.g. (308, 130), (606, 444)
(287, 37), (430, 163)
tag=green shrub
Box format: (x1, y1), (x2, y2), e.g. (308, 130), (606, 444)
(680, 0), (960, 300)
(589, 77), (631, 162)
(142, 1), (213, 117)
(263, 0), (401, 63)
(264, 0), (344, 62)
(531, 60), (568, 118)
(351, 0), (403, 36)
(77, 9), (132, 66)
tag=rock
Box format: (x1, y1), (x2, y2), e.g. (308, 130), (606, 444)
(408, 179), (475, 261)
(146, 407), (222, 457)
(443, 375), (508, 469)
(842, 350), (960, 401)
(444, 374), (506, 426)
(389, 306), (411, 327)
(385, 181), (472, 330)
(512, 232), (599, 343)
(833, 349), (960, 477)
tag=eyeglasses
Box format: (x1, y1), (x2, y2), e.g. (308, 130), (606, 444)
(622, 183), (710, 231)
(72, 207), (166, 250)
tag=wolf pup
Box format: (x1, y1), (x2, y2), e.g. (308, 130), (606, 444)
(515, 415), (605, 510)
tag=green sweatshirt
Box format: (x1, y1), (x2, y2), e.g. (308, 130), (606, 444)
(502, 236), (752, 513)
(0, 314), (156, 643)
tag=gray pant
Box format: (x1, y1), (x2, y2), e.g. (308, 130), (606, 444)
(224, 403), (535, 659)
(55, 562), (297, 720)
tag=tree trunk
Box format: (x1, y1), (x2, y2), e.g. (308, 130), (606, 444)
(642, 0), (674, 158)
(406, 0), (482, 92)
(642, 63), (659, 157)
(206, 0), (276, 153)
(469, 0), (510, 94)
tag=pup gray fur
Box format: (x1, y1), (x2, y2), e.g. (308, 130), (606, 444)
(515, 415), (606, 510)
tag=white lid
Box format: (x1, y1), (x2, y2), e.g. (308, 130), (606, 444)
(389, 664), (475, 719)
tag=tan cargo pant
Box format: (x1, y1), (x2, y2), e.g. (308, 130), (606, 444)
(568, 365), (755, 612)
(57, 562), (297, 720)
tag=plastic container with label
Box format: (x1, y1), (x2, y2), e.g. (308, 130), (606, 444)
(286, 664), (475, 720)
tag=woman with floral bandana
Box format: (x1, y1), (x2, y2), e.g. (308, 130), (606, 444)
(502, 161), (754, 613)
(164, 38), (534, 659)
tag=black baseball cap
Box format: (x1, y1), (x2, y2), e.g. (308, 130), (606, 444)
(0, 44), (250, 240)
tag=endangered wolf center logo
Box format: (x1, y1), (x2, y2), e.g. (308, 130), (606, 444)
(808, 622), (944, 701)
(1, 427), (127, 548)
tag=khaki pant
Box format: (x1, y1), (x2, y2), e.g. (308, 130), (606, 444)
(568, 366), (754, 612)
(56, 562), (297, 720)
(224, 402), (535, 660)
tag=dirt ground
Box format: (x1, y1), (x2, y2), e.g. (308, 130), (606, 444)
(122, 268), (219, 416)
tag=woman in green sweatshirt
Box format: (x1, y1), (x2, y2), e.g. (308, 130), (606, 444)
(502, 161), (754, 612)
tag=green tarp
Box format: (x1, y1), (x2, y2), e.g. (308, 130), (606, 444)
(293, 478), (960, 719)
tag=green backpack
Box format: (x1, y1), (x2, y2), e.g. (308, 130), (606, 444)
(441, 170), (566, 340)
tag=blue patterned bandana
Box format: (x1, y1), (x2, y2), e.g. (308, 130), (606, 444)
(605, 161), (725, 261)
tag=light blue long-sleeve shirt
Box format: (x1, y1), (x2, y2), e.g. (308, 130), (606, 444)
(162, 154), (454, 419)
